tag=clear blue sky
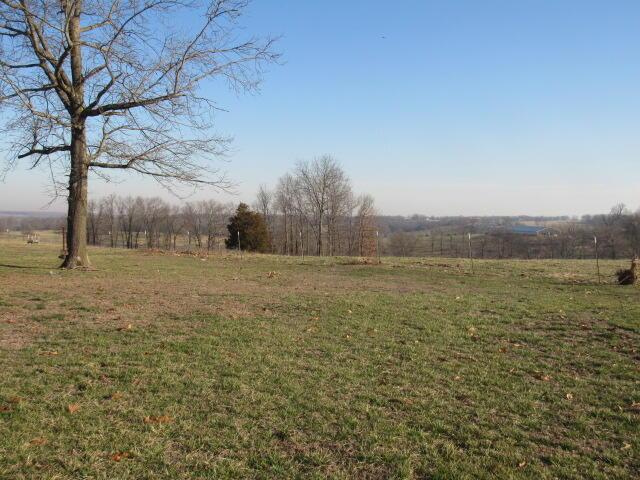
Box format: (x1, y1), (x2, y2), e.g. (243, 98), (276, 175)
(2, 0), (639, 216)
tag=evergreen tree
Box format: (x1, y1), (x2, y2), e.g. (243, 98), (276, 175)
(226, 203), (271, 253)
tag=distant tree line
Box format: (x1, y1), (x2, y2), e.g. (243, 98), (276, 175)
(1, 157), (379, 257)
(0, 215), (63, 233)
(84, 195), (234, 251)
(382, 203), (640, 260)
(4, 200), (638, 260)
(378, 214), (573, 234)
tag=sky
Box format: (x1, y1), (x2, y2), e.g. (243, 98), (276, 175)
(1, 0), (640, 216)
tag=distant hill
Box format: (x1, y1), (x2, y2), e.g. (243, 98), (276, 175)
(0, 211), (65, 218)
(375, 214), (574, 234)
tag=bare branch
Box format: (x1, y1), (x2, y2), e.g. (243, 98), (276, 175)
(17, 144), (70, 159)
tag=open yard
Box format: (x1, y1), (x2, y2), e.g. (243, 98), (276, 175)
(0, 236), (638, 479)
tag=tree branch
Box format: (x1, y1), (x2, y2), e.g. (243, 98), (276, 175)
(83, 93), (182, 117)
(17, 144), (70, 158)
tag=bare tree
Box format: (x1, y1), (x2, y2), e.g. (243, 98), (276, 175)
(200, 199), (227, 251)
(254, 184), (273, 250)
(87, 198), (101, 244)
(599, 203), (627, 259)
(343, 191), (359, 255)
(163, 204), (183, 250)
(388, 232), (417, 257)
(183, 202), (203, 248)
(325, 171), (351, 255)
(99, 193), (117, 247)
(266, 161), (378, 258)
(274, 173), (295, 255)
(295, 156), (344, 255)
(139, 197), (166, 248)
(0, 0), (279, 268)
(622, 210), (640, 256)
(117, 195), (137, 248)
(356, 193), (377, 256)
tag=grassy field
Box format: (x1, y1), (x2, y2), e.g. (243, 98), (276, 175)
(0, 236), (638, 479)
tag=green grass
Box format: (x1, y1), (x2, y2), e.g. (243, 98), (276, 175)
(0, 238), (638, 479)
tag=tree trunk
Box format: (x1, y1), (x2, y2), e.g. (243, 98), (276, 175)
(61, 2), (90, 269)
(61, 123), (90, 268)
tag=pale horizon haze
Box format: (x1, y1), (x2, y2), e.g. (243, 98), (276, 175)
(1, 0), (639, 217)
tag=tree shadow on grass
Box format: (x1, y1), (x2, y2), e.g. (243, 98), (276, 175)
(0, 263), (48, 270)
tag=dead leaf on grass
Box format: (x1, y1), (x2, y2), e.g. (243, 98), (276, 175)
(67, 403), (80, 414)
(143, 415), (172, 424)
(111, 451), (133, 462)
(28, 437), (48, 446)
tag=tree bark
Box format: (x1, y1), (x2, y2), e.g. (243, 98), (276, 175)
(61, 122), (91, 268)
(61, 2), (90, 269)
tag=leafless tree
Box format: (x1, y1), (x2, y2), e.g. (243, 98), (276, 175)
(267, 161), (378, 258)
(355, 193), (377, 256)
(139, 197), (166, 248)
(388, 232), (417, 257)
(117, 195), (137, 248)
(163, 204), (183, 250)
(0, 0), (279, 267)
(598, 203), (628, 259)
(622, 210), (640, 256)
(200, 199), (228, 251)
(183, 201), (203, 248)
(325, 171), (351, 255)
(343, 191), (359, 255)
(87, 198), (101, 244)
(99, 193), (117, 247)
(274, 173), (295, 255)
(295, 156), (344, 255)
(254, 183), (273, 251)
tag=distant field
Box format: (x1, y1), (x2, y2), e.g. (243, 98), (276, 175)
(0, 238), (638, 479)
(0, 229), (226, 252)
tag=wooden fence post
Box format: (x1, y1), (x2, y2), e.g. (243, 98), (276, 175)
(594, 236), (601, 284)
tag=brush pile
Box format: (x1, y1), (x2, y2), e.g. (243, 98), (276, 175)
(616, 257), (638, 285)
